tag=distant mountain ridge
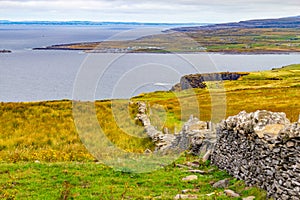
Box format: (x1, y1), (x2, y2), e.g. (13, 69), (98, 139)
(172, 16), (300, 32)
(0, 20), (207, 27)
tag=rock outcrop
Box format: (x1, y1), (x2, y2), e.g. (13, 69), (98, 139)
(171, 72), (249, 91)
(211, 110), (300, 200)
(179, 74), (207, 91)
(0, 49), (12, 53)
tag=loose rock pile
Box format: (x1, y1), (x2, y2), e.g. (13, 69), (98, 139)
(211, 110), (300, 200)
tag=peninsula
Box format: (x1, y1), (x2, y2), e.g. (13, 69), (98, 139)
(34, 16), (300, 54)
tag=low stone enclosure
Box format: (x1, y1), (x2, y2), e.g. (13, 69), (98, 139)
(135, 102), (300, 200)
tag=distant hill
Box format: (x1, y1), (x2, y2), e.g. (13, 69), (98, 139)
(172, 16), (300, 32)
(32, 16), (300, 54)
(0, 20), (207, 27)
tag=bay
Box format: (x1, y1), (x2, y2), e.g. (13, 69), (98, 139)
(1, 25), (300, 102)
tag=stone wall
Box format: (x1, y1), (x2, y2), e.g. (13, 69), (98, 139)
(135, 102), (216, 155)
(211, 110), (300, 200)
(135, 102), (300, 199)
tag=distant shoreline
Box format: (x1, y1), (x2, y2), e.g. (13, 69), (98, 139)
(0, 49), (12, 53)
(33, 44), (300, 55)
(0, 20), (207, 27)
(32, 15), (300, 55)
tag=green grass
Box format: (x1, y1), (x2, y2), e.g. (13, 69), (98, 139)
(0, 156), (267, 199)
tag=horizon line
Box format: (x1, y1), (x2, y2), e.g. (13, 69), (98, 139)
(0, 20), (208, 25)
(1, 15), (299, 26)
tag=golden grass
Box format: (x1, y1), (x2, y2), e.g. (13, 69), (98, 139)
(0, 64), (299, 162)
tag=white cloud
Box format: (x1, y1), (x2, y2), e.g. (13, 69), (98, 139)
(0, 0), (299, 22)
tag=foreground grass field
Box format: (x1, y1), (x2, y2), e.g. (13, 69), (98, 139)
(0, 64), (299, 199)
(0, 156), (268, 199)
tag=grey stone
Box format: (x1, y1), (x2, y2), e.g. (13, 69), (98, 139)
(186, 161), (200, 168)
(212, 179), (229, 188)
(174, 194), (198, 199)
(281, 194), (290, 200)
(291, 180), (300, 187)
(144, 149), (152, 154)
(224, 189), (240, 197)
(182, 175), (198, 182)
(187, 170), (206, 174)
(202, 149), (212, 162)
(286, 141), (295, 147)
(181, 189), (199, 194)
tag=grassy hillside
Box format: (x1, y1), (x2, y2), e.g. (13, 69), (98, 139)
(0, 64), (299, 199)
(1, 64), (299, 162)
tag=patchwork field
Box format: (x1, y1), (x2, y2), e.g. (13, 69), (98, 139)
(38, 28), (300, 54)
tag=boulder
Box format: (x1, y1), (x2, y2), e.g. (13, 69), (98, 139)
(224, 189), (240, 197)
(212, 179), (229, 188)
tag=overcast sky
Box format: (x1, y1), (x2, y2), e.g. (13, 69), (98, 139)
(0, 0), (299, 23)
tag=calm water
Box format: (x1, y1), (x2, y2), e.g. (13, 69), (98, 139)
(1, 25), (300, 102)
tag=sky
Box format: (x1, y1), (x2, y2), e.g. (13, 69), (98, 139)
(0, 0), (299, 23)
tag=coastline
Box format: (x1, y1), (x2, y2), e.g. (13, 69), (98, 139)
(0, 49), (12, 53)
(32, 44), (300, 55)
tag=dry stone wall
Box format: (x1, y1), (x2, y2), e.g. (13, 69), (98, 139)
(211, 110), (300, 200)
(135, 102), (300, 199)
(135, 102), (216, 155)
